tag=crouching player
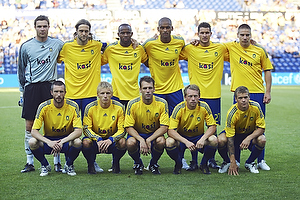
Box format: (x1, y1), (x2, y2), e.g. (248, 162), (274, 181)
(165, 84), (217, 174)
(29, 80), (82, 176)
(82, 82), (126, 174)
(218, 86), (266, 175)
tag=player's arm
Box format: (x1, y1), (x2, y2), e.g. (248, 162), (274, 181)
(60, 128), (82, 145)
(126, 126), (150, 155)
(145, 125), (168, 151)
(240, 127), (264, 150)
(17, 47), (27, 92)
(31, 129), (63, 154)
(227, 136), (239, 176)
(196, 125), (216, 149)
(263, 70), (272, 104)
(168, 129), (197, 152)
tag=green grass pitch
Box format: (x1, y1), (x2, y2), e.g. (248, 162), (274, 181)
(0, 85), (299, 200)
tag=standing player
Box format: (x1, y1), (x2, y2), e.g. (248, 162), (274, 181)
(102, 23), (148, 108)
(217, 86), (266, 175)
(82, 82), (126, 174)
(29, 81), (82, 176)
(180, 22), (229, 170)
(17, 15), (64, 173)
(142, 17), (185, 116)
(125, 76), (169, 175)
(165, 84), (217, 174)
(58, 19), (106, 173)
(224, 24), (272, 170)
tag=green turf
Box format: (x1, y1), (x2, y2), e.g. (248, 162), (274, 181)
(0, 86), (299, 200)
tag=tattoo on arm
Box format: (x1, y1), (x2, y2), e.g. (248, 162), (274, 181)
(228, 137), (235, 157)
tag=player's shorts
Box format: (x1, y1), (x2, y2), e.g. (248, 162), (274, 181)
(22, 81), (53, 120)
(200, 98), (221, 125)
(111, 96), (129, 110)
(154, 89), (184, 116)
(127, 132), (162, 149)
(70, 97), (97, 119)
(43, 136), (70, 155)
(179, 134), (205, 153)
(82, 136), (116, 154)
(233, 93), (265, 115)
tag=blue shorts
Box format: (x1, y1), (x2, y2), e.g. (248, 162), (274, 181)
(180, 134), (205, 154)
(233, 93), (265, 115)
(82, 136), (116, 154)
(200, 98), (221, 125)
(127, 133), (157, 147)
(154, 89), (184, 116)
(111, 96), (129, 110)
(43, 136), (70, 154)
(70, 97), (97, 119)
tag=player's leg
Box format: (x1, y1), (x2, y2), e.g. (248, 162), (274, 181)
(110, 138), (127, 173)
(82, 137), (98, 174)
(28, 137), (51, 176)
(63, 138), (82, 176)
(126, 136), (143, 175)
(165, 137), (182, 174)
(245, 135), (266, 174)
(217, 131), (231, 173)
(149, 135), (165, 175)
(199, 135), (218, 174)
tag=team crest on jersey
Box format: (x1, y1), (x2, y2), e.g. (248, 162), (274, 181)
(134, 53), (137, 57)
(250, 116), (254, 121)
(49, 48), (53, 52)
(155, 113), (159, 117)
(66, 116), (70, 121)
(215, 52), (218, 56)
(197, 117), (201, 121)
(112, 116), (116, 121)
(91, 50), (94, 54)
(175, 49), (178, 54)
(252, 54), (256, 58)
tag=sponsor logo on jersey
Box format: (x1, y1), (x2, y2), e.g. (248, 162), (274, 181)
(37, 56), (51, 65)
(142, 122), (156, 130)
(198, 62), (214, 69)
(239, 58), (253, 66)
(52, 126), (67, 133)
(161, 59), (175, 67)
(183, 126), (199, 133)
(238, 126), (251, 133)
(77, 61), (91, 69)
(98, 127), (113, 134)
(119, 63), (133, 70)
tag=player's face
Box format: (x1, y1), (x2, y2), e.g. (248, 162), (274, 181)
(198, 27), (212, 46)
(35, 20), (49, 40)
(184, 89), (199, 110)
(238, 28), (251, 48)
(157, 20), (173, 42)
(235, 92), (250, 111)
(140, 81), (155, 104)
(77, 24), (90, 44)
(51, 85), (66, 105)
(118, 25), (133, 47)
(98, 88), (112, 107)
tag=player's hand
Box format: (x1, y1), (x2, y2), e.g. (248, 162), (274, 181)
(250, 38), (257, 45)
(186, 141), (197, 152)
(263, 92), (271, 104)
(18, 92), (23, 107)
(228, 163), (239, 176)
(140, 140), (150, 156)
(97, 139), (112, 153)
(50, 140), (62, 156)
(152, 33), (158, 40)
(190, 39), (200, 46)
(240, 137), (251, 150)
(196, 138), (205, 149)
(131, 38), (139, 49)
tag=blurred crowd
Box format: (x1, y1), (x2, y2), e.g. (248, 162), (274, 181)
(0, 0), (300, 73)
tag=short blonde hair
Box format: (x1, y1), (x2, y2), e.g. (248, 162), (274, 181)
(97, 81), (113, 94)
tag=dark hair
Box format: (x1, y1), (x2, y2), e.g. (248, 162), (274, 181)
(184, 84), (200, 97)
(34, 15), (50, 27)
(158, 17), (172, 26)
(118, 23), (132, 33)
(238, 24), (251, 32)
(234, 86), (249, 98)
(75, 19), (91, 30)
(198, 22), (211, 32)
(139, 76), (155, 88)
(51, 80), (65, 91)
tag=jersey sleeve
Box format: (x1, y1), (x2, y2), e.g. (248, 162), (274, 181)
(17, 45), (27, 92)
(124, 102), (136, 128)
(109, 107), (126, 142)
(83, 106), (102, 141)
(159, 101), (169, 127)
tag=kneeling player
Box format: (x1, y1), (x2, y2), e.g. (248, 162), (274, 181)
(29, 81), (82, 176)
(218, 86), (266, 175)
(165, 84), (217, 174)
(82, 82), (126, 174)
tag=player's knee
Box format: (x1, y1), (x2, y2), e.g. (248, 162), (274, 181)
(117, 138), (126, 149)
(28, 138), (39, 150)
(72, 138), (82, 148)
(165, 137), (176, 147)
(82, 138), (93, 148)
(217, 132), (227, 147)
(155, 136), (166, 147)
(257, 135), (266, 147)
(208, 135), (218, 147)
(126, 137), (137, 149)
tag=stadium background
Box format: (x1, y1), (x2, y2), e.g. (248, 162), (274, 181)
(0, 0), (300, 87)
